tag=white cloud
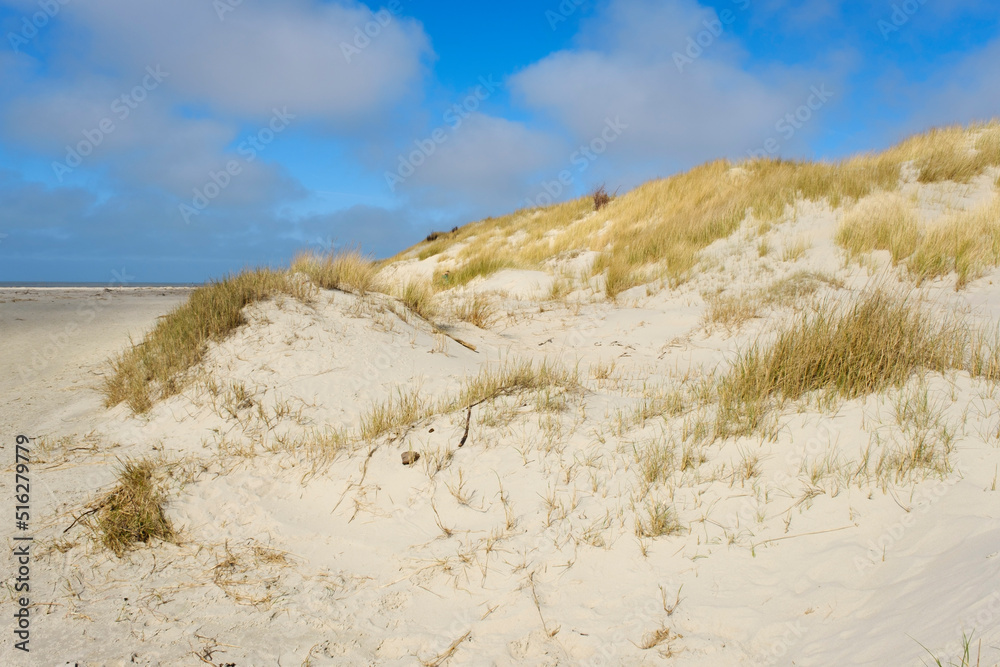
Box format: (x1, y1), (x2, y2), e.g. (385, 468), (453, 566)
(511, 0), (830, 170)
(392, 112), (565, 210)
(60, 0), (432, 120)
(1, 1), (433, 210)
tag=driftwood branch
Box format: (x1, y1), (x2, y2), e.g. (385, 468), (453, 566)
(458, 406), (472, 448)
(63, 503), (104, 534)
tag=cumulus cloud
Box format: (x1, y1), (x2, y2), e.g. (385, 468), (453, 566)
(512, 0), (832, 170)
(390, 112), (565, 210)
(0, 0), (433, 258)
(57, 0), (432, 121)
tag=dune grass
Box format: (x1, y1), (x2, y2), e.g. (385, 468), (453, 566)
(106, 250), (388, 414)
(836, 192), (920, 264)
(636, 500), (682, 538)
(103, 269), (298, 413)
(446, 251), (516, 287)
(716, 290), (969, 436)
(590, 155), (903, 296)
(835, 190), (1000, 289)
(396, 279), (437, 320)
(355, 358), (578, 443)
(454, 292), (498, 328)
(290, 248), (379, 294)
(908, 196), (1000, 289)
(359, 389), (429, 442)
(91, 459), (174, 557)
(892, 122), (1000, 184)
(456, 357), (578, 408)
(705, 271), (843, 330)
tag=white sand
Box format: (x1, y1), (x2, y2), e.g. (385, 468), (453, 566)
(2, 179), (1000, 666)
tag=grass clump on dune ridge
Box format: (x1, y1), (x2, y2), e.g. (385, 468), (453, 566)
(890, 122), (1000, 184)
(106, 250), (383, 414)
(103, 268), (298, 413)
(91, 459), (174, 557)
(290, 248), (379, 294)
(592, 155), (902, 296)
(716, 290), (970, 436)
(836, 192), (920, 264)
(447, 251), (517, 287)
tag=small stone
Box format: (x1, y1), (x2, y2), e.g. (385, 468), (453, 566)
(401, 451), (420, 466)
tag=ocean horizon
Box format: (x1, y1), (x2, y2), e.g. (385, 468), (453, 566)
(0, 281), (200, 288)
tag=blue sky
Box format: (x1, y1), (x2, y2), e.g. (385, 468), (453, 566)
(1, 0), (998, 283)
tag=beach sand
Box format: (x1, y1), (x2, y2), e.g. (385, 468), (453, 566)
(1, 288), (193, 434)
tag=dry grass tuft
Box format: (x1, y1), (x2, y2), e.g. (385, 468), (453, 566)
(908, 196), (1000, 289)
(454, 292), (498, 328)
(547, 274), (573, 301)
(705, 291), (760, 329)
(290, 248), (379, 294)
(717, 290), (967, 435)
(705, 271), (842, 330)
(446, 251), (517, 288)
(836, 192), (920, 264)
(456, 358), (578, 408)
(893, 122), (1000, 184)
(360, 389), (428, 442)
(636, 501), (682, 538)
(781, 237), (811, 262)
(91, 459), (173, 557)
(397, 279), (437, 320)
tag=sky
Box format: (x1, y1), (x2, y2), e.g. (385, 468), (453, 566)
(0, 0), (998, 283)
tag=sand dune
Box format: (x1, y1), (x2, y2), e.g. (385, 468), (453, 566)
(3, 150), (1000, 666)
